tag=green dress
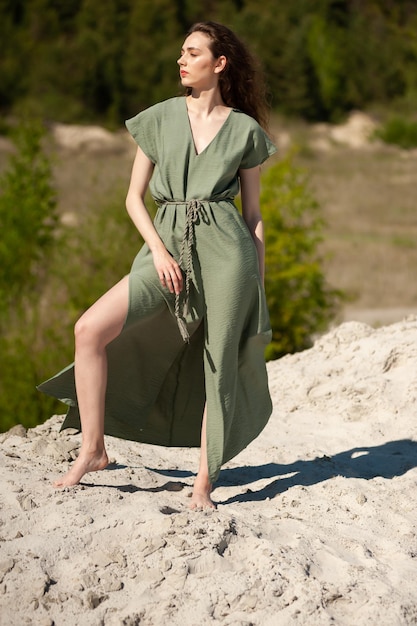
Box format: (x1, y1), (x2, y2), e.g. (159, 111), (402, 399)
(38, 96), (277, 483)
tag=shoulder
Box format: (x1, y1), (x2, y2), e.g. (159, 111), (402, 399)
(136, 97), (184, 119)
(229, 109), (275, 147)
(230, 109), (262, 132)
(126, 97), (183, 125)
(232, 111), (277, 168)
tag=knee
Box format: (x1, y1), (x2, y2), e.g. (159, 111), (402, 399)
(74, 315), (100, 350)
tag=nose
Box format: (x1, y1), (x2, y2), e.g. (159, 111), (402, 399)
(177, 53), (185, 66)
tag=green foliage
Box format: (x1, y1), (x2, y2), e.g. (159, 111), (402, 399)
(2, 0), (417, 123)
(262, 153), (342, 359)
(0, 119), (60, 430)
(226, 0), (417, 120)
(0, 120), (58, 314)
(122, 0), (183, 115)
(306, 14), (347, 119)
(53, 185), (150, 316)
(0, 168), (146, 432)
(374, 116), (417, 149)
(0, 310), (69, 432)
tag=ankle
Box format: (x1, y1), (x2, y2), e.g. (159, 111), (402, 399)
(194, 472), (212, 491)
(79, 443), (106, 457)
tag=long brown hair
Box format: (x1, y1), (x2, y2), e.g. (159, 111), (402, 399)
(185, 21), (270, 131)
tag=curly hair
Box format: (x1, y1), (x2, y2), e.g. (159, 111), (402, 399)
(185, 21), (270, 131)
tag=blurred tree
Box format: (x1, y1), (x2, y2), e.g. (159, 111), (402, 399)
(122, 0), (182, 114)
(2, 0), (417, 123)
(306, 14), (347, 119)
(178, 0), (239, 27)
(0, 0), (28, 113)
(72, 0), (130, 124)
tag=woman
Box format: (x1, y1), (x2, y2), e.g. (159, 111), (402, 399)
(38, 21), (277, 509)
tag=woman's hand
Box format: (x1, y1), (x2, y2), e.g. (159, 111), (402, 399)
(152, 247), (183, 295)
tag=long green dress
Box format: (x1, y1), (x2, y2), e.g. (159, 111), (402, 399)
(38, 96), (277, 483)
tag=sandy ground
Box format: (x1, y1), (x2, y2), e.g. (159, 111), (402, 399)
(1, 316), (417, 626)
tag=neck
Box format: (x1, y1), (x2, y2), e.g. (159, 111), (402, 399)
(187, 87), (225, 115)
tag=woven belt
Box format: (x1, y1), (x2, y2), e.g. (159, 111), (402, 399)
(161, 199), (205, 342)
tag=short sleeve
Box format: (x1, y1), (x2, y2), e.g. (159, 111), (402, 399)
(239, 123), (277, 169)
(125, 106), (159, 164)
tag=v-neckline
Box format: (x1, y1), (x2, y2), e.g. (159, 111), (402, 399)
(184, 97), (234, 157)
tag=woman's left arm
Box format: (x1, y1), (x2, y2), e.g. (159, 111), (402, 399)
(239, 166), (265, 282)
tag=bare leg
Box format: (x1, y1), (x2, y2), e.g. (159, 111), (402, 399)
(189, 403), (216, 510)
(54, 276), (130, 487)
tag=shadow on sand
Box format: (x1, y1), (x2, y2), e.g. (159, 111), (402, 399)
(77, 439), (417, 504)
(147, 438), (417, 505)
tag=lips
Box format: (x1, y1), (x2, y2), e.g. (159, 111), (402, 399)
(180, 71), (188, 77)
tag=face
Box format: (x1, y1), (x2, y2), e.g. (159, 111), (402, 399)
(177, 32), (226, 90)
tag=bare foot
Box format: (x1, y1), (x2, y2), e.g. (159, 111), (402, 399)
(53, 449), (109, 488)
(189, 474), (216, 510)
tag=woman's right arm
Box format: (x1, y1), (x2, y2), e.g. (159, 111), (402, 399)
(125, 147), (183, 295)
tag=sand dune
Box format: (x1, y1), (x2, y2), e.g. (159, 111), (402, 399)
(1, 317), (417, 625)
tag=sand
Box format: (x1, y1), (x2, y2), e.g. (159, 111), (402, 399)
(1, 317), (417, 626)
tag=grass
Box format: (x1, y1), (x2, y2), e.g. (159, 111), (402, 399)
(374, 117), (417, 150)
(391, 235), (416, 250)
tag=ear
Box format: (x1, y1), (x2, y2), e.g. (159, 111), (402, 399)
(214, 55), (227, 74)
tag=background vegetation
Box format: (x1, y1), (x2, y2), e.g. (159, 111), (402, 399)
(1, 0), (417, 125)
(262, 155), (341, 358)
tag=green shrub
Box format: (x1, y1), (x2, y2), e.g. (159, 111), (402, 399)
(0, 119), (61, 430)
(0, 178), (146, 432)
(374, 116), (417, 149)
(0, 120), (58, 314)
(52, 185), (149, 317)
(262, 152), (342, 359)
